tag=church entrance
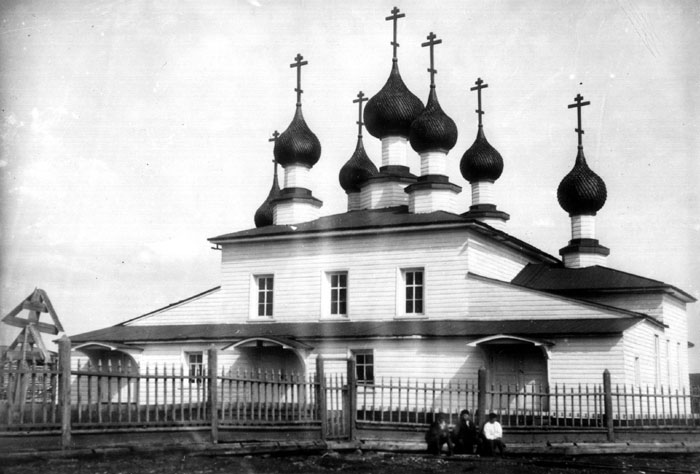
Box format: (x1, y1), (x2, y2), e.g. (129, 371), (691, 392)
(482, 341), (549, 412)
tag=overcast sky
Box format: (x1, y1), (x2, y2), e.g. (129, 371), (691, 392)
(1, 0), (698, 371)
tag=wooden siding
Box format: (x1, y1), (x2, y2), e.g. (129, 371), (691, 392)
(548, 336), (625, 386)
(578, 293), (663, 320)
(127, 288), (225, 326)
(466, 276), (627, 320)
(466, 232), (533, 281)
(221, 229), (472, 322)
(622, 320), (660, 388)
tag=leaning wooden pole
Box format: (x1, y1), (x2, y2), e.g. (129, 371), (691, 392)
(477, 367), (488, 429)
(346, 356), (357, 441)
(316, 356), (327, 441)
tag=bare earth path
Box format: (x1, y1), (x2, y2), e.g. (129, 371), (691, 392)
(2, 451), (700, 474)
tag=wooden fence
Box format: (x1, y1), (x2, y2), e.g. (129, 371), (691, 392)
(2, 341), (700, 449)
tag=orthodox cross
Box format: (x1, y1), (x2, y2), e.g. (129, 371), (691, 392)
(385, 6), (405, 60)
(421, 32), (442, 86)
(470, 77), (489, 127)
(269, 130), (279, 174)
(290, 53), (308, 105)
(353, 91), (368, 137)
(568, 93), (590, 147)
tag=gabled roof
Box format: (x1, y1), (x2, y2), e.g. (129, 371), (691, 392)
(208, 206), (559, 264)
(512, 264), (696, 303)
(70, 318), (645, 345)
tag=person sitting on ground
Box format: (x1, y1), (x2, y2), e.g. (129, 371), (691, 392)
(425, 413), (453, 456)
(452, 409), (478, 454)
(482, 412), (506, 456)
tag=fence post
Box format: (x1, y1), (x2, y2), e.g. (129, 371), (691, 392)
(603, 369), (614, 442)
(346, 356), (356, 441)
(316, 356), (327, 441)
(58, 336), (72, 450)
(477, 366), (487, 428)
(208, 346), (219, 444)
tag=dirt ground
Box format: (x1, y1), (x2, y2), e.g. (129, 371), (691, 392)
(2, 451), (700, 474)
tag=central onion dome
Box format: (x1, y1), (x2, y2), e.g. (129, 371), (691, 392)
(273, 106), (322, 168)
(364, 61), (424, 139)
(339, 137), (378, 193)
(409, 87), (458, 153)
(557, 148), (607, 215)
(254, 162), (281, 227)
(460, 127), (503, 182)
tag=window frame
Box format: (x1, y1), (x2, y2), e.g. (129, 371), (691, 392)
(251, 274), (274, 319)
(353, 349), (374, 385)
(321, 270), (349, 319)
(186, 351), (204, 384)
(397, 267), (425, 317)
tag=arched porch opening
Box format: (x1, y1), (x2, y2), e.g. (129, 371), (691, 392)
(223, 337), (311, 380)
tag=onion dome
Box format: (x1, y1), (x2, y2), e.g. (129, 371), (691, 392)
(254, 162), (281, 228)
(460, 127), (503, 182)
(339, 137), (378, 193)
(364, 61), (424, 139)
(557, 148), (607, 215)
(409, 87), (458, 153)
(273, 106), (321, 168)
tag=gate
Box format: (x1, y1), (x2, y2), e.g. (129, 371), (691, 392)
(317, 357), (356, 441)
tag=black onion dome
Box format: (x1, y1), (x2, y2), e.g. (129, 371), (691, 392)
(339, 137), (378, 193)
(274, 106), (321, 168)
(460, 127), (504, 182)
(409, 87), (458, 153)
(364, 61), (424, 139)
(557, 148), (607, 215)
(254, 167), (281, 228)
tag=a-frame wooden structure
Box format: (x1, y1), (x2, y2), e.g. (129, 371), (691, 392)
(1, 288), (63, 363)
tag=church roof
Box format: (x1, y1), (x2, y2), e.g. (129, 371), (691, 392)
(70, 317), (646, 345)
(512, 264), (696, 303)
(208, 206), (559, 263)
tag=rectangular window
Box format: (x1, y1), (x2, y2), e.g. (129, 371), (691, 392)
(187, 352), (204, 383)
(404, 269), (424, 314)
(329, 272), (347, 316)
(353, 350), (374, 384)
(257, 275), (274, 317)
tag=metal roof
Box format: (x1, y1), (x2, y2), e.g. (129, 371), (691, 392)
(208, 206), (559, 264)
(512, 264), (696, 303)
(70, 318), (644, 345)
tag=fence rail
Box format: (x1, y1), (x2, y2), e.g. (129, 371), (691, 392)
(2, 343), (700, 449)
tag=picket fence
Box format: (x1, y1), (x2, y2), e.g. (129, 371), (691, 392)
(2, 340), (700, 449)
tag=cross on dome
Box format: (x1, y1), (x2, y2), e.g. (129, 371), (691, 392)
(470, 77), (489, 127)
(385, 6), (405, 60)
(269, 130), (280, 143)
(421, 32), (442, 87)
(353, 91), (368, 137)
(568, 93), (590, 148)
(290, 53), (308, 106)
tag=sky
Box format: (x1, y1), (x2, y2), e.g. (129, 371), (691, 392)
(0, 0), (698, 371)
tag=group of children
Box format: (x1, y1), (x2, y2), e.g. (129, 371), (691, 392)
(425, 410), (506, 457)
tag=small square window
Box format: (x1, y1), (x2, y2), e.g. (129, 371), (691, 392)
(353, 350), (374, 384)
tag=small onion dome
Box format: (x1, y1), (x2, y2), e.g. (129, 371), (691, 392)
(409, 87), (458, 153)
(273, 106), (321, 168)
(339, 137), (378, 193)
(364, 61), (424, 139)
(253, 166), (281, 228)
(460, 127), (503, 183)
(557, 148), (607, 215)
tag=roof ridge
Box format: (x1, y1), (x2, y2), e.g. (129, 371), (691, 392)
(120, 286), (222, 326)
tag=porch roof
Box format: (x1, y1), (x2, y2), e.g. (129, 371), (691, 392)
(70, 317), (643, 345)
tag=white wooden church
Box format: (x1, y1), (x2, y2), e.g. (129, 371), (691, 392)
(71, 8), (694, 394)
